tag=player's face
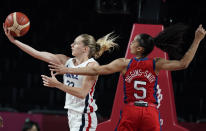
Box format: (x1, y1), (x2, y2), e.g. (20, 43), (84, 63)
(130, 35), (143, 55)
(71, 36), (87, 57)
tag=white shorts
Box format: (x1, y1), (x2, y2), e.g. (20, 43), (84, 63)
(67, 110), (97, 131)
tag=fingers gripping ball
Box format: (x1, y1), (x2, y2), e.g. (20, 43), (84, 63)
(5, 12), (30, 37)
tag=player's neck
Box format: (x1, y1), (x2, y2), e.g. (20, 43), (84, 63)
(74, 55), (89, 65)
(135, 51), (145, 59)
(135, 55), (144, 59)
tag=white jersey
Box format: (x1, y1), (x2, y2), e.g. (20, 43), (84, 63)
(64, 58), (98, 113)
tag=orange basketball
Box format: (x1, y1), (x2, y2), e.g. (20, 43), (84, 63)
(4, 12), (30, 37)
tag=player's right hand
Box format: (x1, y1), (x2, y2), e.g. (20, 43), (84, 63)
(195, 24), (206, 42)
(3, 23), (16, 43)
(49, 62), (69, 75)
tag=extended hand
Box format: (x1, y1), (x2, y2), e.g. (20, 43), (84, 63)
(49, 62), (69, 75)
(41, 71), (62, 88)
(195, 24), (206, 42)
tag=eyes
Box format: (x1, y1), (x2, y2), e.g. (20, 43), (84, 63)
(72, 41), (81, 46)
(131, 40), (137, 46)
(73, 42), (78, 45)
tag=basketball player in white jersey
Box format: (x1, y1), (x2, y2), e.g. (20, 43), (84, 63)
(3, 24), (118, 131)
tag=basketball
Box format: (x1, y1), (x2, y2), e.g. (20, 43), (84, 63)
(4, 12), (30, 37)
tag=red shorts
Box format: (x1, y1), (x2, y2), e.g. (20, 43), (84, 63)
(116, 103), (161, 131)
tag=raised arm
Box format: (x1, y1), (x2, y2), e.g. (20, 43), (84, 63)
(49, 58), (129, 76)
(156, 24), (206, 72)
(3, 23), (68, 64)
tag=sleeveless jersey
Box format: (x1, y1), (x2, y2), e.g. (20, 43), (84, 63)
(64, 58), (98, 113)
(123, 57), (158, 104)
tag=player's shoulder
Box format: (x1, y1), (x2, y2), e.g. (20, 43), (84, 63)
(87, 61), (99, 67)
(153, 57), (165, 63)
(117, 58), (131, 62)
(153, 57), (168, 71)
(116, 58), (131, 66)
(56, 54), (70, 64)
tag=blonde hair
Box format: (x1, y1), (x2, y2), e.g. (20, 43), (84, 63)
(80, 32), (118, 59)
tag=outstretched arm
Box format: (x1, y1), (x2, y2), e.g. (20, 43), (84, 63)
(49, 58), (129, 76)
(156, 24), (206, 71)
(3, 23), (68, 64)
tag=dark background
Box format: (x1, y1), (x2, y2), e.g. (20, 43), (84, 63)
(0, 0), (206, 123)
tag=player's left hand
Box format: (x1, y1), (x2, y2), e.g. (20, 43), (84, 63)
(3, 23), (16, 43)
(48, 62), (68, 75)
(41, 71), (62, 88)
(195, 24), (206, 42)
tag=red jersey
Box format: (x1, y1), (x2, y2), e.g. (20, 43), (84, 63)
(123, 57), (158, 104)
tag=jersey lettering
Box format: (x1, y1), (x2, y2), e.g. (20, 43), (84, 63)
(65, 73), (78, 80)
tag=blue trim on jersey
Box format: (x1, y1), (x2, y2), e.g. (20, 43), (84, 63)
(115, 110), (122, 131)
(125, 58), (133, 102)
(123, 76), (127, 103)
(153, 58), (158, 103)
(124, 58), (135, 103)
(127, 58), (133, 70)
(153, 77), (158, 104)
(79, 95), (89, 130)
(153, 59), (156, 70)
(134, 57), (148, 62)
(79, 114), (85, 131)
(84, 95), (89, 113)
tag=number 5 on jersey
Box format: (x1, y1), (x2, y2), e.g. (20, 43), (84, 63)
(134, 80), (146, 99)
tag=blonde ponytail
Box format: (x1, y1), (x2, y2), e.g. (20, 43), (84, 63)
(94, 32), (118, 59)
(80, 32), (118, 59)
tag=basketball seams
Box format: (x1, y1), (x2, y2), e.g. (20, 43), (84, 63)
(16, 12), (30, 36)
(7, 12), (19, 36)
(5, 12), (30, 37)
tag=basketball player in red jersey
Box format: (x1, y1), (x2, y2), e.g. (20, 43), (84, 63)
(48, 24), (205, 131)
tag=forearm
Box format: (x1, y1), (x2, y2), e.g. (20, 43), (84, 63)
(57, 83), (86, 99)
(67, 66), (100, 76)
(180, 39), (200, 67)
(156, 39), (201, 71)
(57, 58), (126, 75)
(157, 25), (205, 71)
(13, 40), (59, 63)
(13, 40), (40, 58)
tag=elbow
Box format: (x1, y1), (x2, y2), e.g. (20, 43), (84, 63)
(179, 61), (189, 69)
(184, 64), (189, 69)
(92, 66), (109, 75)
(91, 67), (99, 76)
(79, 93), (87, 99)
(33, 52), (47, 61)
(77, 90), (88, 99)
